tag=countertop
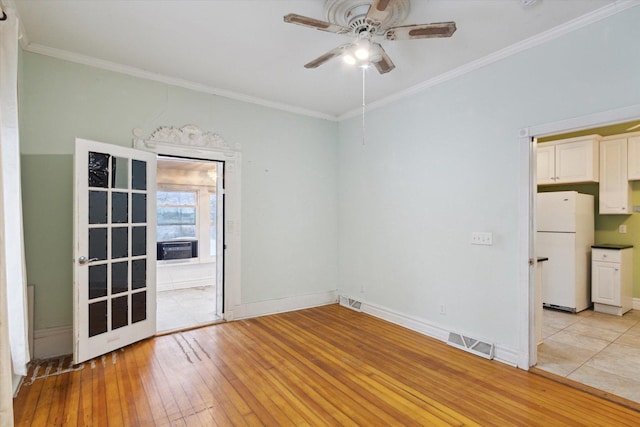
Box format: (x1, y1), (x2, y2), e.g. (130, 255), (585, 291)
(591, 244), (633, 250)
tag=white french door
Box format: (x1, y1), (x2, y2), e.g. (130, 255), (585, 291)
(73, 138), (157, 364)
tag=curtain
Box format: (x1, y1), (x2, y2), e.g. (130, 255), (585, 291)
(0, 249), (13, 424)
(0, 6), (29, 425)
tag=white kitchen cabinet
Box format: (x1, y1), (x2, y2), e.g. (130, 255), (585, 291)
(536, 144), (556, 185)
(599, 136), (631, 214)
(536, 135), (600, 185)
(592, 246), (633, 316)
(625, 133), (640, 180)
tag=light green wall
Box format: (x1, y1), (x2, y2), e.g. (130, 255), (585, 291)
(19, 5), (640, 349)
(20, 52), (339, 330)
(539, 182), (640, 298)
(21, 155), (73, 328)
(337, 6), (640, 349)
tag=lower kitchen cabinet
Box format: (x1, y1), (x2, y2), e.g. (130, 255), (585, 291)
(591, 245), (633, 316)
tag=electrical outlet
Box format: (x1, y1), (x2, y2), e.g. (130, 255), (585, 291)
(471, 232), (493, 245)
(439, 304), (446, 315)
(619, 224), (627, 234)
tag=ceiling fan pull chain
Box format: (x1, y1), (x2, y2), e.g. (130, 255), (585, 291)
(362, 66), (366, 146)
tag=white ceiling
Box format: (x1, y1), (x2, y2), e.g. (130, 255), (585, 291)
(8, 0), (627, 119)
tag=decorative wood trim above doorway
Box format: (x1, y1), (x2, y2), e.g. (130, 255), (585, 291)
(133, 124), (240, 154)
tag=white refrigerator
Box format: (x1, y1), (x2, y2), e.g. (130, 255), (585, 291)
(536, 191), (594, 312)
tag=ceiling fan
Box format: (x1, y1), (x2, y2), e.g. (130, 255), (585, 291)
(284, 0), (456, 74)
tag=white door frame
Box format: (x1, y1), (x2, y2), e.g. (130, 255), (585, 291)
(215, 164), (224, 318)
(133, 125), (242, 321)
(519, 104), (640, 369)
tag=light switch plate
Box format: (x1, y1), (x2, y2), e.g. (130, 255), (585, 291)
(471, 232), (493, 245)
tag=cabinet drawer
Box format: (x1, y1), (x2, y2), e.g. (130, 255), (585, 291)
(592, 249), (621, 263)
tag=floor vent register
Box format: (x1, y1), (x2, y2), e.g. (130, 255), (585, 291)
(447, 332), (495, 360)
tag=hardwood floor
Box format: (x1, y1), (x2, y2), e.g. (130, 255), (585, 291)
(14, 304), (640, 426)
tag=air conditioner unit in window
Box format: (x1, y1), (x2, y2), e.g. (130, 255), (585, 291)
(157, 240), (198, 260)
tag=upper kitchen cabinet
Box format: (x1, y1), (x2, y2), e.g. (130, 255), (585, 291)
(625, 132), (640, 180)
(537, 135), (601, 185)
(599, 136), (631, 214)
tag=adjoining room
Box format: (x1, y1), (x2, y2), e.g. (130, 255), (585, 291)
(156, 156), (224, 332)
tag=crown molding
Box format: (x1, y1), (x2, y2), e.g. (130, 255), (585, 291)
(21, 42), (338, 122)
(338, 0), (640, 121)
(13, 1), (638, 123)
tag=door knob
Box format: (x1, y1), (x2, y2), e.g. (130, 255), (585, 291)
(78, 256), (98, 265)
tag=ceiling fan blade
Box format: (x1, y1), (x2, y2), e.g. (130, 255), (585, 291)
(386, 22), (457, 40)
(366, 0), (395, 25)
(304, 44), (352, 69)
(371, 43), (395, 74)
(284, 13), (350, 34)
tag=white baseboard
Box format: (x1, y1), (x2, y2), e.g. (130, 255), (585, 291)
(231, 290), (338, 321)
(12, 373), (23, 397)
(342, 295), (520, 368)
(33, 325), (73, 359)
(361, 300), (450, 342)
(633, 298), (640, 310)
(157, 279), (212, 292)
(33, 291), (337, 358)
(493, 346), (520, 367)
(32, 291), (524, 365)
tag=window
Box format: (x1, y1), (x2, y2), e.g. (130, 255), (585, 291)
(157, 191), (196, 241)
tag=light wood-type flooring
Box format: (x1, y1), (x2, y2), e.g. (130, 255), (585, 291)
(13, 304), (640, 426)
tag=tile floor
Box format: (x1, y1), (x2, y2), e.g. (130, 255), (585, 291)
(537, 307), (640, 403)
(156, 285), (222, 333)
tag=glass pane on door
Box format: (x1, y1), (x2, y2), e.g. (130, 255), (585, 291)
(88, 152), (110, 188)
(89, 301), (107, 337)
(83, 151), (150, 338)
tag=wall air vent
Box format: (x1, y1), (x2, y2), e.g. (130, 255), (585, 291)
(447, 332), (495, 360)
(339, 295), (363, 312)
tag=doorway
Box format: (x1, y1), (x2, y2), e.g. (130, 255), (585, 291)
(133, 125), (241, 323)
(155, 156), (224, 332)
(529, 112), (640, 404)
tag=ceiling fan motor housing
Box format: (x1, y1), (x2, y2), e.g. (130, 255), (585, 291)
(325, 0), (410, 35)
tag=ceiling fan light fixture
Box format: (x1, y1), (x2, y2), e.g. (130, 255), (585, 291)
(343, 53), (357, 65)
(343, 38), (372, 66)
(354, 38), (371, 60)
(285, 0), (455, 74)
(355, 46), (370, 60)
